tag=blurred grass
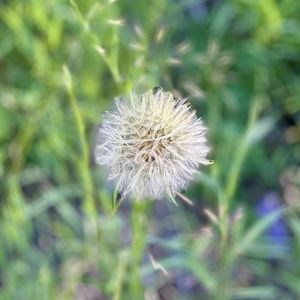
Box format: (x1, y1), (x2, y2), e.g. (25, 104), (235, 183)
(1, 0), (300, 299)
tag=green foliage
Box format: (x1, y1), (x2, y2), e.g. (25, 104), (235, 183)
(0, 0), (300, 299)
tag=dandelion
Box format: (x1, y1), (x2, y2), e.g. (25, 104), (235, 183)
(94, 88), (210, 200)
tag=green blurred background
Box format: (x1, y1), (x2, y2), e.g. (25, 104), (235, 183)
(1, 0), (300, 299)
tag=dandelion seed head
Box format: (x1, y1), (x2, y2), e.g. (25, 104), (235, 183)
(95, 88), (210, 200)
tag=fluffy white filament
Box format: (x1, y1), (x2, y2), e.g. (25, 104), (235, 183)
(95, 88), (210, 200)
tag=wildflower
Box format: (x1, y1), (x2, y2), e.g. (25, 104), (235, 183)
(95, 88), (210, 200)
(256, 192), (289, 248)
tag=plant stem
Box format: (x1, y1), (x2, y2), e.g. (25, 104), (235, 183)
(63, 65), (97, 217)
(130, 200), (151, 298)
(215, 96), (262, 300)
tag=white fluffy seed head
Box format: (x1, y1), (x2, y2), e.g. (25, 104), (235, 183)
(95, 88), (210, 200)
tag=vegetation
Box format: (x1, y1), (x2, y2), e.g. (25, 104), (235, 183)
(1, 0), (300, 299)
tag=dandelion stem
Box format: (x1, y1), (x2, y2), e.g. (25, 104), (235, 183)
(129, 200), (152, 298)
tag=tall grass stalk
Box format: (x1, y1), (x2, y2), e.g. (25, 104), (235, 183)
(113, 251), (130, 300)
(215, 95), (262, 300)
(63, 65), (96, 217)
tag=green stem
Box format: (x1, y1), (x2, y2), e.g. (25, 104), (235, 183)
(130, 200), (152, 298)
(215, 96), (262, 300)
(113, 251), (130, 300)
(63, 65), (96, 217)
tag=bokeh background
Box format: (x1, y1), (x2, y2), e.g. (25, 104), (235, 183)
(1, 0), (300, 299)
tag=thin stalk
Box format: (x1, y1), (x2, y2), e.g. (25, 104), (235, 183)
(69, 0), (122, 83)
(215, 96), (261, 300)
(129, 200), (152, 299)
(63, 65), (96, 217)
(113, 251), (130, 300)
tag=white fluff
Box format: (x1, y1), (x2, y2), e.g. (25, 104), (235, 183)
(95, 89), (210, 200)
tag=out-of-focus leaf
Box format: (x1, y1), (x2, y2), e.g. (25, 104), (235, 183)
(26, 185), (81, 217)
(234, 208), (283, 255)
(245, 116), (276, 146)
(231, 286), (278, 299)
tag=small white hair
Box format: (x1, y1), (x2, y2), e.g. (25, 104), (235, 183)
(95, 88), (210, 200)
